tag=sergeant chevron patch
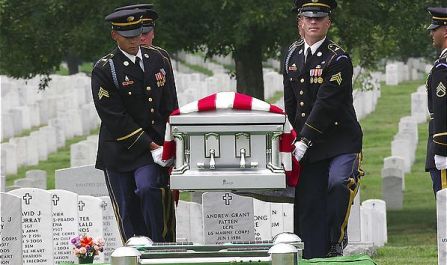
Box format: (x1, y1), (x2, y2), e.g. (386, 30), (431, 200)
(436, 82), (446, 97)
(98, 87), (110, 100)
(330, 72), (342, 85)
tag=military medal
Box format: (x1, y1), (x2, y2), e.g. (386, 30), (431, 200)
(288, 64), (297, 72)
(155, 69), (166, 87)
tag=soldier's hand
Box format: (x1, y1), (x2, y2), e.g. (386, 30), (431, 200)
(434, 155), (447, 170)
(293, 140), (309, 162)
(151, 147), (174, 167)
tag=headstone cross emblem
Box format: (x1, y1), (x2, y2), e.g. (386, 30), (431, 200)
(222, 193), (233, 205)
(52, 194), (60, 206)
(101, 201), (107, 210)
(78, 201), (86, 211)
(23, 193), (32, 205)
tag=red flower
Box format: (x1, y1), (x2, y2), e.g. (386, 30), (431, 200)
(80, 236), (93, 247)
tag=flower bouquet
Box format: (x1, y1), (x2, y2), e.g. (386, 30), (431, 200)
(71, 235), (105, 264)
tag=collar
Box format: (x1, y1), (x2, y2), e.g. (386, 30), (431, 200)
(304, 37), (326, 56)
(440, 48), (447, 58)
(118, 47), (143, 64)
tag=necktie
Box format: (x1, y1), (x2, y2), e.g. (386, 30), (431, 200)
(305, 47), (312, 63)
(135, 56), (143, 71)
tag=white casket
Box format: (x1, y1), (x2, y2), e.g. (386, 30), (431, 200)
(169, 109), (287, 190)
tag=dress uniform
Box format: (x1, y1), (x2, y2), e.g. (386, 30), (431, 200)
(283, 0), (363, 258)
(425, 7), (447, 194)
(91, 8), (177, 243)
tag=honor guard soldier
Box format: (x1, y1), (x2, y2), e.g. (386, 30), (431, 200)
(115, 3), (179, 110)
(426, 7), (447, 195)
(283, 0), (363, 258)
(91, 7), (177, 243)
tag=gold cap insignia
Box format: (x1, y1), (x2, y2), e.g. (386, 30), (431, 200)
(127, 16), (135, 22)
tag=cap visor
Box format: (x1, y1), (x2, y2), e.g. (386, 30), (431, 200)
(142, 26), (154, 33)
(427, 24), (440, 30)
(117, 28), (143, 38)
(301, 11), (328, 18)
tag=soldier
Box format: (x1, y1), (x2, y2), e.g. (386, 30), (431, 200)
(283, 0), (363, 258)
(115, 3), (179, 110)
(426, 7), (447, 195)
(91, 8), (177, 243)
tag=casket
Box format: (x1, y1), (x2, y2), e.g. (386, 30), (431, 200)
(169, 109), (287, 190)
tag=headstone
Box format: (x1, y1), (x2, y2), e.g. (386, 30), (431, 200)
(48, 118), (66, 148)
(270, 203), (285, 238)
(391, 135), (412, 173)
(70, 141), (96, 167)
(0, 192), (23, 265)
(383, 156), (405, 191)
(9, 137), (27, 167)
(0, 176), (5, 192)
(282, 203), (294, 233)
(385, 63), (399, 85)
(25, 170), (47, 189)
(14, 178), (35, 188)
(253, 199), (272, 241)
(202, 192), (255, 244)
(30, 131), (48, 161)
(411, 91), (428, 123)
(100, 196), (123, 263)
(382, 163), (404, 210)
(78, 195), (105, 263)
(55, 165), (108, 196)
(347, 188), (362, 243)
(437, 189), (447, 265)
(25, 134), (39, 166)
(39, 126), (57, 153)
(8, 188), (54, 264)
(1, 143), (17, 175)
(361, 199), (387, 247)
(50, 190), (79, 264)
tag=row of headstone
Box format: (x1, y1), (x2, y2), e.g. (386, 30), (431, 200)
(10, 169), (47, 190)
(385, 58), (428, 86)
(0, 188), (122, 264)
(411, 85), (429, 123)
(70, 135), (99, 167)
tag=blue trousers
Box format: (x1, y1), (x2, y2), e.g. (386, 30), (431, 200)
(104, 164), (167, 242)
(294, 153), (361, 259)
(430, 169), (447, 195)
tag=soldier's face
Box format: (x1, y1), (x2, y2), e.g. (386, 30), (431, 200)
(300, 16), (331, 44)
(141, 30), (154, 47)
(430, 26), (447, 50)
(111, 31), (141, 55)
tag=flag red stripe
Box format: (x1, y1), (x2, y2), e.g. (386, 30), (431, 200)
(233, 93), (253, 110)
(198, 94), (217, 112)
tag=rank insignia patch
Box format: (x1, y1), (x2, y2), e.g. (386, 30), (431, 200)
(437, 82), (446, 97)
(155, 69), (166, 87)
(98, 87), (109, 100)
(122, 75), (134, 86)
(330, 72), (342, 85)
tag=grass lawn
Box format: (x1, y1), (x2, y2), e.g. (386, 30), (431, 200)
(359, 80), (437, 264)
(5, 80), (438, 264)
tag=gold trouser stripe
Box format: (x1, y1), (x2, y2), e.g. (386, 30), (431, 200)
(442, 170), (447, 190)
(433, 16), (447, 21)
(302, 3), (330, 8)
(338, 153), (361, 243)
(117, 128), (142, 141)
(104, 171), (128, 244)
(161, 188), (168, 239)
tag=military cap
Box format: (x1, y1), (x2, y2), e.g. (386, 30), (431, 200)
(115, 4), (159, 33)
(294, 0), (337, 17)
(427, 7), (447, 30)
(105, 9), (145, 37)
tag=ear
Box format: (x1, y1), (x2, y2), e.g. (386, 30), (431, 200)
(111, 30), (117, 41)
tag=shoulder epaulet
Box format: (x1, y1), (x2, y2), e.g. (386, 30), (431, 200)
(152, 45), (169, 55)
(328, 41), (345, 54)
(288, 39), (304, 52)
(94, 53), (114, 68)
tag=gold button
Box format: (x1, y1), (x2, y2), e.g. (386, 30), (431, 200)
(150, 108), (154, 113)
(300, 78), (305, 83)
(335, 122), (339, 125)
(299, 90), (304, 95)
(300, 102), (304, 106)
(148, 97), (153, 102)
(147, 86), (151, 91)
(301, 113), (306, 117)
(290, 78), (293, 81)
(151, 120), (155, 124)
(128, 92), (132, 95)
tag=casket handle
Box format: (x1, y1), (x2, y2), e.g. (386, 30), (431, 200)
(209, 149), (216, 169)
(240, 148), (246, 168)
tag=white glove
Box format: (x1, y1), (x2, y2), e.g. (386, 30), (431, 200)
(293, 140), (309, 162)
(435, 155), (447, 170)
(151, 147), (174, 167)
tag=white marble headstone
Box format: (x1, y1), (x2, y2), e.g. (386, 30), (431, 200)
(253, 199), (272, 241)
(202, 192), (254, 244)
(437, 189), (447, 265)
(8, 188), (54, 264)
(50, 190), (79, 264)
(0, 192), (23, 265)
(55, 165), (108, 196)
(78, 195), (104, 262)
(100, 196), (123, 262)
